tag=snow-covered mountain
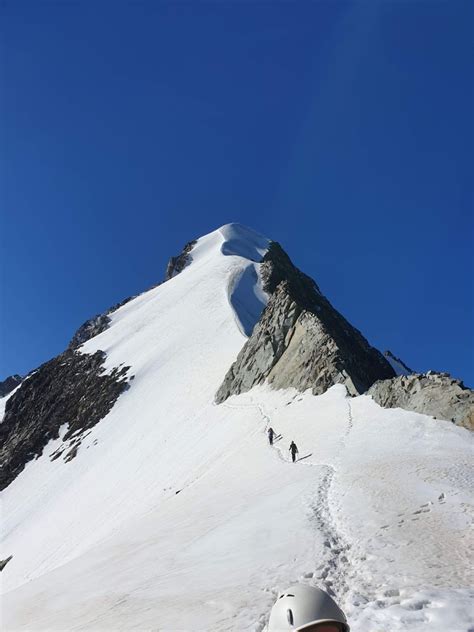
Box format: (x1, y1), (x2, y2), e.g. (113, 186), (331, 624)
(1, 224), (473, 631)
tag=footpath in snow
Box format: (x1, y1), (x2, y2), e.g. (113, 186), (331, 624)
(1, 224), (473, 631)
(2, 385), (472, 631)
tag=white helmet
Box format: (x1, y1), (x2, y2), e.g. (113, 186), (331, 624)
(268, 584), (349, 632)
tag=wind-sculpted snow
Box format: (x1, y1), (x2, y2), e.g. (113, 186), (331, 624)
(197, 223), (269, 337)
(219, 222), (269, 262)
(1, 224), (472, 631)
(227, 264), (268, 337)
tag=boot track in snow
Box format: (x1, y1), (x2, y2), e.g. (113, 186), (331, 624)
(220, 393), (359, 617)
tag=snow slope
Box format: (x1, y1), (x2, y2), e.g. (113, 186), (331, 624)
(0, 386), (20, 423)
(1, 224), (473, 631)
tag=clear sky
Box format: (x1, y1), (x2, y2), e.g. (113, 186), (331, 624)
(2, 1), (473, 386)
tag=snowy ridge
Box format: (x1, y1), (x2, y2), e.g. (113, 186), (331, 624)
(1, 224), (473, 631)
(1, 223), (270, 591)
(218, 224), (269, 337)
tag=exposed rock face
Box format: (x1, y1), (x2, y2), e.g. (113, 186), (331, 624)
(165, 240), (196, 280)
(0, 350), (130, 490)
(69, 313), (112, 349)
(368, 372), (474, 430)
(0, 556), (13, 571)
(216, 242), (395, 402)
(0, 375), (23, 398)
(1, 238), (201, 491)
(69, 241), (197, 350)
(69, 297), (134, 349)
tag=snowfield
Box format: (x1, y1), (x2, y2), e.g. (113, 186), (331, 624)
(1, 224), (473, 631)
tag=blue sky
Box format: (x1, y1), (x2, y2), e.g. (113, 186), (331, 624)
(2, 1), (473, 386)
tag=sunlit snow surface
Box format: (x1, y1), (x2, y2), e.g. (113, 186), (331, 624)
(1, 224), (473, 631)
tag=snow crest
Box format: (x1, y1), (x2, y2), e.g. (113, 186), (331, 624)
(189, 223), (270, 337)
(1, 224), (472, 632)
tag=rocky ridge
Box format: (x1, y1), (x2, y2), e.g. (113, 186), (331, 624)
(216, 242), (396, 402)
(69, 242), (196, 351)
(0, 349), (130, 491)
(368, 371), (474, 430)
(68, 297), (134, 350)
(0, 240), (198, 491)
(0, 375), (23, 398)
(2, 229), (471, 494)
(165, 240), (196, 280)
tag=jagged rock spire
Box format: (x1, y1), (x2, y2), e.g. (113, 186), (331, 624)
(216, 242), (395, 402)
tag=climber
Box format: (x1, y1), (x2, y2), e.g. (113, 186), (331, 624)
(289, 441), (299, 463)
(267, 584), (350, 631)
(268, 427), (275, 445)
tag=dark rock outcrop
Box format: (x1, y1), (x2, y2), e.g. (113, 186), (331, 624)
(69, 297), (134, 349)
(69, 313), (112, 349)
(0, 375), (23, 398)
(1, 237), (201, 491)
(69, 241), (196, 350)
(368, 372), (474, 430)
(165, 240), (196, 281)
(0, 556), (13, 571)
(0, 350), (130, 490)
(216, 242), (395, 402)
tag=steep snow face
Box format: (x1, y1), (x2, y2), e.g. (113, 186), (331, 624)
(218, 222), (269, 261)
(193, 223), (269, 336)
(1, 222), (271, 587)
(0, 375), (32, 424)
(1, 224), (473, 632)
(0, 386), (21, 423)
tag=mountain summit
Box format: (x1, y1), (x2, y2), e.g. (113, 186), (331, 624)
(1, 224), (473, 631)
